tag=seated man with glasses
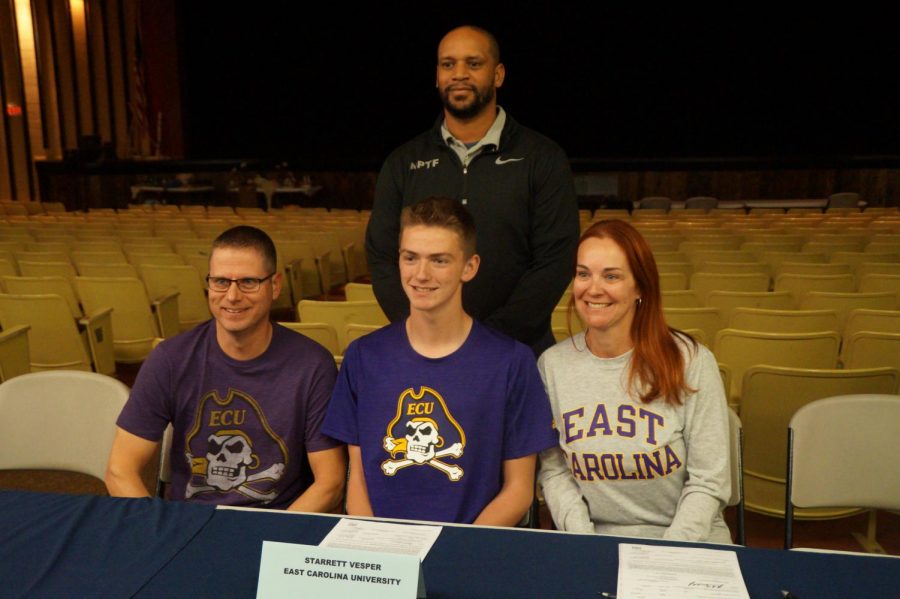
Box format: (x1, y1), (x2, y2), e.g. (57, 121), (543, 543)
(106, 225), (346, 511)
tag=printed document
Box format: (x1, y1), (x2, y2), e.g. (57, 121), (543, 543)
(617, 543), (750, 598)
(320, 518), (442, 562)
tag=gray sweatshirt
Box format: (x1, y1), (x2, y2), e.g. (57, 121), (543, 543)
(538, 333), (732, 544)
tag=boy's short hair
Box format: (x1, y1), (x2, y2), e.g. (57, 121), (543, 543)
(211, 225), (278, 273)
(399, 197), (477, 257)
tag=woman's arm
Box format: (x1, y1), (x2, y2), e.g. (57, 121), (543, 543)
(663, 347), (731, 542)
(538, 446), (594, 533)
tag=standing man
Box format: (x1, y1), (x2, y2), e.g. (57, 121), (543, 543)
(324, 198), (557, 525)
(106, 226), (346, 511)
(366, 25), (579, 356)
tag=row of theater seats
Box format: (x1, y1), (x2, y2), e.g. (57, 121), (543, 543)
(0, 209), (369, 292)
(0, 200), (67, 217)
(0, 201), (366, 217)
(622, 191), (869, 213)
(0, 203), (898, 550)
(0, 206), (375, 380)
(582, 203), (899, 220)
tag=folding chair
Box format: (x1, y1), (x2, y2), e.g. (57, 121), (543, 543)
(726, 409), (745, 545)
(740, 366), (899, 519)
(786, 394), (900, 552)
(0, 371), (130, 484)
(155, 424), (174, 498)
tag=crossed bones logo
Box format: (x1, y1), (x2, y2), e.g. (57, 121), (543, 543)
(184, 389), (290, 504)
(381, 386), (467, 482)
(382, 417), (464, 481)
(186, 431), (284, 502)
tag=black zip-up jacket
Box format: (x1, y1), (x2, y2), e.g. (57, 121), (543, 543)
(366, 112), (579, 355)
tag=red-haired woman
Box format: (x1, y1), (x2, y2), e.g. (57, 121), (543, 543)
(538, 220), (732, 543)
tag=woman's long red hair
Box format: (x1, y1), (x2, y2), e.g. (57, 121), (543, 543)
(571, 219), (695, 405)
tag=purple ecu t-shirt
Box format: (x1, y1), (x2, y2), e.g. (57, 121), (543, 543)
(117, 321), (338, 509)
(322, 320), (557, 524)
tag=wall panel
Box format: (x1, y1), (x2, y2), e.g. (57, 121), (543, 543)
(68, 0), (94, 136)
(0, 0), (33, 200)
(87, 0), (111, 142)
(50, 0), (77, 151)
(102, 0), (126, 155)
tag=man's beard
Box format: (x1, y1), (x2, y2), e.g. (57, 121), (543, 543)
(440, 84), (495, 120)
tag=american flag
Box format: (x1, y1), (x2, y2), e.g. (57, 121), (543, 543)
(129, 1), (153, 157)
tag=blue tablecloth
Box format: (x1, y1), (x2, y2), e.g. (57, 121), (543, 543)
(2, 491), (899, 598)
(0, 491), (214, 598)
(143, 506), (900, 598)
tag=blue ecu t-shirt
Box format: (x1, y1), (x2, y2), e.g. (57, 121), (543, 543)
(322, 320), (557, 523)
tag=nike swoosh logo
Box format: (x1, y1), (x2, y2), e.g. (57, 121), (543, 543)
(495, 156), (525, 165)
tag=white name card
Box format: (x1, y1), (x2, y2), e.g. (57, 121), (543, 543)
(256, 541), (425, 599)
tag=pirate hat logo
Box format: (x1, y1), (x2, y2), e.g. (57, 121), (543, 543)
(184, 388), (287, 503)
(381, 386), (466, 481)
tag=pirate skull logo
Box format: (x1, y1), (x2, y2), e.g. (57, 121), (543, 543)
(405, 419), (443, 463)
(186, 429), (286, 502)
(382, 416), (465, 480)
(184, 389), (290, 504)
(205, 432), (257, 490)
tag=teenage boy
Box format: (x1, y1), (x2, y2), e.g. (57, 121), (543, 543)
(323, 197), (556, 525)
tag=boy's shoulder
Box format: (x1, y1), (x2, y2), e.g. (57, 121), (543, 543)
(469, 320), (532, 358)
(347, 320), (531, 365)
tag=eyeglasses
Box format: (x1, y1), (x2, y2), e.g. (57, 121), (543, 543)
(205, 273), (276, 293)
